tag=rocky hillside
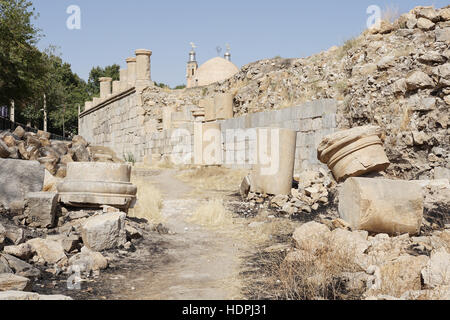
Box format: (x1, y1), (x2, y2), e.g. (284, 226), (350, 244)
(143, 5), (449, 181)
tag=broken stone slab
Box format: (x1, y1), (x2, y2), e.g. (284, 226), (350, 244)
(250, 128), (297, 195)
(421, 248), (450, 289)
(24, 192), (58, 228)
(0, 139), (10, 158)
(26, 238), (67, 266)
(339, 178), (423, 236)
(240, 175), (252, 199)
(3, 244), (34, 260)
(318, 126), (390, 182)
(0, 159), (45, 209)
(0, 291), (72, 300)
(81, 212), (127, 252)
(46, 234), (80, 253)
(57, 162), (137, 210)
(0, 274), (31, 292)
(0, 254), (40, 278)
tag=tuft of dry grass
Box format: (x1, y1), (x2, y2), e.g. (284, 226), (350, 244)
(187, 199), (234, 229)
(177, 166), (248, 192)
(242, 232), (364, 300)
(128, 177), (164, 224)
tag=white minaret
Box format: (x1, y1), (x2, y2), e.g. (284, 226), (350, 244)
(186, 42), (198, 88)
(224, 43), (231, 61)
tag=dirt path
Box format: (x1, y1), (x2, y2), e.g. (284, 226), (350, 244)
(121, 169), (248, 300)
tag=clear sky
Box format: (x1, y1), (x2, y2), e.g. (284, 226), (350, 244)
(32, 0), (448, 87)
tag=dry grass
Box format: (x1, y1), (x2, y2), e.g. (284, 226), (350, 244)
(177, 166), (248, 192)
(243, 231), (364, 300)
(187, 199), (234, 229)
(128, 177), (164, 224)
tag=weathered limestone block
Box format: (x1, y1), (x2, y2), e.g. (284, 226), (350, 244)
(119, 69), (128, 91)
(0, 274), (31, 292)
(112, 80), (120, 94)
(339, 178), (423, 236)
(24, 192), (58, 228)
(421, 248), (450, 289)
(99, 77), (112, 99)
(13, 126), (25, 139)
(250, 128), (297, 195)
(57, 163), (137, 210)
(135, 49), (152, 88)
(318, 126), (390, 182)
(126, 57), (137, 87)
(0, 159), (45, 209)
(200, 98), (215, 122)
(214, 93), (234, 120)
(81, 212), (127, 252)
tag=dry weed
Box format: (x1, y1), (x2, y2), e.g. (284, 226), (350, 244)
(128, 177), (164, 224)
(187, 199), (234, 229)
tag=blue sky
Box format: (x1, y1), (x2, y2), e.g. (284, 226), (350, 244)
(32, 0), (448, 87)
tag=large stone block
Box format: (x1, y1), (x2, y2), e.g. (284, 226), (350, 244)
(0, 159), (44, 209)
(214, 93), (234, 120)
(81, 212), (127, 252)
(250, 128), (297, 195)
(57, 163), (137, 210)
(318, 126), (390, 182)
(200, 98), (215, 122)
(339, 178), (423, 236)
(24, 192), (58, 228)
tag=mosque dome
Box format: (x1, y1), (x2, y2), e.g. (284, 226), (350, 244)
(192, 57), (239, 87)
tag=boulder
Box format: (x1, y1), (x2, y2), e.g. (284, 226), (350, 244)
(0, 139), (10, 158)
(24, 192), (58, 228)
(72, 135), (88, 148)
(0, 159), (45, 209)
(406, 71), (434, 90)
(0, 274), (31, 292)
(3, 135), (16, 148)
(26, 238), (66, 265)
(0, 256), (12, 274)
(36, 130), (50, 140)
(3, 244), (34, 260)
(435, 27), (450, 42)
(414, 6), (439, 22)
(0, 254), (40, 278)
(12, 127), (25, 139)
(339, 178), (423, 236)
(417, 17), (435, 30)
(421, 248), (450, 289)
(0, 223), (5, 246)
(71, 144), (91, 162)
(434, 167), (450, 180)
(317, 126), (390, 182)
(292, 221), (331, 252)
(68, 246), (108, 274)
(81, 212), (127, 252)
(46, 234), (80, 253)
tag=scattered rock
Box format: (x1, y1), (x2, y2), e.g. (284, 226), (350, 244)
(26, 238), (67, 265)
(24, 192), (58, 228)
(421, 248), (450, 289)
(0, 274), (31, 292)
(81, 212), (127, 252)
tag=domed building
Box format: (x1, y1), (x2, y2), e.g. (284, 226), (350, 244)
(186, 45), (239, 88)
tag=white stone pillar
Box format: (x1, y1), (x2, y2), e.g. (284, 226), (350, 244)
(214, 93), (234, 120)
(135, 49), (152, 88)
(10, 100), (15, 122)
(120, 69), (128, 91)
(112, 80), (120, 94)
(99, 77), (112, 99)
(126, 57), (137, 87)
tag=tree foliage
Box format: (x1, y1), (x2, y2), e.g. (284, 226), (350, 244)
(0, 0), (47, 107)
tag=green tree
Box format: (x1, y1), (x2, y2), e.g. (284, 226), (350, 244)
(0, 0), (47, 108)
(87, 64), (120, 97)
